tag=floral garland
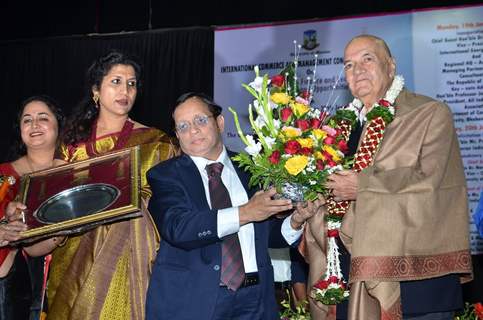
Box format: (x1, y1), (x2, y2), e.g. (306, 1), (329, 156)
(313, 75), (404, 305)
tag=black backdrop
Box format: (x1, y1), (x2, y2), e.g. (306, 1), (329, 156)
(0, 26), (214, 161)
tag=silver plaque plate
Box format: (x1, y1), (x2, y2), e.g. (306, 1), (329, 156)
(34, 183), (120, 224)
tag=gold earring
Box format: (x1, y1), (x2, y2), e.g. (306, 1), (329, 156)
(93, 93), (100, 107)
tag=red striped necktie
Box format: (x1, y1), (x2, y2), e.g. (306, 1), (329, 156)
(206, 162), (245, 291)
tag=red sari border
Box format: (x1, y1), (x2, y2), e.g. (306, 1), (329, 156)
(381, 298), (402, 320)
(350, 249), (472, 283)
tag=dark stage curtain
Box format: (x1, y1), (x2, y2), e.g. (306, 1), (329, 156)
(0, 26), (214, 161)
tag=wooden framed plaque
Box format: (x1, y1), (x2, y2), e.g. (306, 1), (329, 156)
(14, 146), (141, 243)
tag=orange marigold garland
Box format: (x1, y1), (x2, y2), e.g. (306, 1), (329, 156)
(313, 75), (404, 305)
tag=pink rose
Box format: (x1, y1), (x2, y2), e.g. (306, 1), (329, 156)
(322, 125), (337, 136)
(323, 136), (335, 145)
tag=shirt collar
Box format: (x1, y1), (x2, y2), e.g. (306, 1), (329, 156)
(190, 146), (230, 174)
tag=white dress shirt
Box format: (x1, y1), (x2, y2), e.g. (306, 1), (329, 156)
(190, 146), (303, 273)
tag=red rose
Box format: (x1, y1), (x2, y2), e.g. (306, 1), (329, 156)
(299, 147), (312, 155)
(378, 99), (390, 107)
(295, 119), (310, 131)
(284, 140), (301, 155)
(327, 159), (337, 167)
(300, 90), (310, 100)
(328, 276), (339, 284)
(323, 136), (335, 145)
(268, 150), (281, 164)
(322, 151), (332, 161)
(327, 229), (339, 237)
(271, 74), (285, 87)
(310, 118), (322, 129)
(314, 279), (329, 290)
(474, 303), (483, 318)
(316, 159), (325, 170)
(338, 140), (349, 154)
(280, 107), (293, 122)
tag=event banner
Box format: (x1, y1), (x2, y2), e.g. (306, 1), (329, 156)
(413, 7), (483, 254)
(214, 4), (483, 253)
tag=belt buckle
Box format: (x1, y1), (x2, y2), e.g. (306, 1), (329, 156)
(243, 273), (259, 287)
(219, 273), (259, 289)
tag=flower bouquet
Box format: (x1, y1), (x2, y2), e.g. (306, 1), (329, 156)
(456, 302), (483, 320)
(229, 62), (355, 202)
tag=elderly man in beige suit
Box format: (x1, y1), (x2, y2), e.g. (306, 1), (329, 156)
(306, 35), (473, 320)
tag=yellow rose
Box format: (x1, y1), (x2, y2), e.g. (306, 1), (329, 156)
(312, 129), (327, 140)
(284, 155), (309, 176)
(296, 138), (313, 149)
(323, 145), (341, 162)
(314, 151), (324, 160)
(282, 126), (302, 138)
(291, 102), (309, 117)
(271, 92), (290, 105)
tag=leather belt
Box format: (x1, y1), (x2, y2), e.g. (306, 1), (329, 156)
(274, 281), (291, 290)
(220, 272), (259, 288)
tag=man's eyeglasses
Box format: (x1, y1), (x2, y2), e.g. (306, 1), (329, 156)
(175, 114), (214, 134)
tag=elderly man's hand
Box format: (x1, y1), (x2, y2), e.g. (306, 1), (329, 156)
(290, 194), (326, 230)
(326, 170), (358, 201)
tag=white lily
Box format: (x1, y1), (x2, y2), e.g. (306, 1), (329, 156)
(272, 119), (281, 130)
(248, 67), (268, 93)
(264, 136), (276, 149)
(244, 135), (262, 156)
(254, 116), (267, 129)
